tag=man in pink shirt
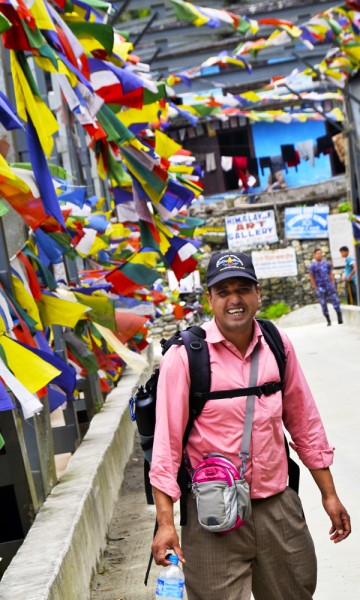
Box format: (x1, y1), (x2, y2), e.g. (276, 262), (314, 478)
(150, 251), (351, 600)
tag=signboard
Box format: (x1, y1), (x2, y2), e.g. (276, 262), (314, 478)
(327, 213), (355, 268)
(252, 247), (298, 279)
(285, 205), (329, 239)
(225, 210), (278, 250)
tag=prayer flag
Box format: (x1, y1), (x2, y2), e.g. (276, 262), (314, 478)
(92, 322), (149, 373)
(74, 291), (116, 330)
(0, 380), (15, 412)
(38, 292), (90, 328)
(0, 335), (61, 394)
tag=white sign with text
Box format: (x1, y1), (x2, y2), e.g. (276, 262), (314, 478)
(225, 210), (278, 250)
(252, 247), (298, 279)
(327, 213), (355, 268)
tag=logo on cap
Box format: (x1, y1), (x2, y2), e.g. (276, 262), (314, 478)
(216, 254), (244, 271)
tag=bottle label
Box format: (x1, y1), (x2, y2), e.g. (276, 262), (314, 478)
(156, 578), (184, 598)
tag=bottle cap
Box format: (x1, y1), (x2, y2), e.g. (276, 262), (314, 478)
(169, 554), (179, 565)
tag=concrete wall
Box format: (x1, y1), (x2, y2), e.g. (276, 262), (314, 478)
(0, 355), (152, 600)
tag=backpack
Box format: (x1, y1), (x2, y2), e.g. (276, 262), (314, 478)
(130, 318), (300, 515)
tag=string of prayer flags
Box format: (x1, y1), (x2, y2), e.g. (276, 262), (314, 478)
(169, 0), (258, 34)
(105, 249), (160, 296)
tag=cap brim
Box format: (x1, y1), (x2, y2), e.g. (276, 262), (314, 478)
(207, 271), (258, 287)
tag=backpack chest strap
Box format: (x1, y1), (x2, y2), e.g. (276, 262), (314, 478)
(193, 380), (283, 404)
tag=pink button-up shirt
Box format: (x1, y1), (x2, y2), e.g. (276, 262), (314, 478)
(149, 319), (334, 502)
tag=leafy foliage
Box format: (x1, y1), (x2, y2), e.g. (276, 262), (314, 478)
(257, 302), (291, 320)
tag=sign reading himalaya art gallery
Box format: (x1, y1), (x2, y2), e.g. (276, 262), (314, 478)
(285, 205), (329, 239)
(252, 247), (298, 279)
(225, 210), (278, 250)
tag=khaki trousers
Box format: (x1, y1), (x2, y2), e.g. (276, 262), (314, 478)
(182, 487), (317, 600)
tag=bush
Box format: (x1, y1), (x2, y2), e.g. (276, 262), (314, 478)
(258, 302), (291, 320)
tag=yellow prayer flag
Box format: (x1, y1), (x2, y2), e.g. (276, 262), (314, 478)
(129, 250), (159, 268)
(34, 57), (78, 87)
(0, 335), (61, 393)
(240, 91), (261, 102)
(117, 103), (168, 127)
(0, 316), (7, 335)
(12, 276), (43, 330)
(0, 155), (16, 180)
(10, 51), (58, 157)
(112, 39), (133, 60)
(38, 293), (90, 328)
(77, 37), (106, 55)
(29, 0), (56, 30)
(88, 235), (109, 255)
(93, 323), (148, 373)
(155, 130), (182, 159)
(168, 165), (194, 174)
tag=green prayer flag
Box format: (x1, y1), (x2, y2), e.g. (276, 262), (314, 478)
(97, 105), (135, 144)
(10, 162), (71, 180)
(68, 22), (114, 56)
(0, 200), (9, 217)
(0, 13), (11, 34)
(74, 292), (116, 331)
(0, 433), (5, 450)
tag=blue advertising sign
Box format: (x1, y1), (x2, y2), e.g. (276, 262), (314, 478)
(285, 206), (329, 239)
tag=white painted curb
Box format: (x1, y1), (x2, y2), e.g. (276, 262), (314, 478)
(0, 357), (151, 600)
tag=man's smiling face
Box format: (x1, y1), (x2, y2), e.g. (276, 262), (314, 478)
(207, 277), (261, 342)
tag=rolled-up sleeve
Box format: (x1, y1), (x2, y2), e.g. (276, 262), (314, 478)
(281, 331), (335, 469)
(149, 345), (190, 502)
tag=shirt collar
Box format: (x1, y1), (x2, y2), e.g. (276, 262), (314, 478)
(202, 317), (263, 353)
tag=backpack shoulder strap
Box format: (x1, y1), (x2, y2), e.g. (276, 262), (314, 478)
(180, 326), (210, 447)
(256, 318), (300, 493)
(256, 318), (286, 381)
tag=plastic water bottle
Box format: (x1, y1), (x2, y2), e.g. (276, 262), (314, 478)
(155, 554), (185, 599)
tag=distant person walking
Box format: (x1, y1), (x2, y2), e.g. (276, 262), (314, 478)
(309, 248), (343, 326)
(339, 246), (358, 305)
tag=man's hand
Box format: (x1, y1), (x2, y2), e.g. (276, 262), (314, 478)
(310, 467), (351, 543)
(322, 495), (351, 543)
(151, 523), (185, 566)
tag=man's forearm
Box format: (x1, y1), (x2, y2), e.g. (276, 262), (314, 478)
(151, 487), (185, 564)
(309, 466), (336, 498)
(309, 467), (351, 542)
(153, 486), (175, 526)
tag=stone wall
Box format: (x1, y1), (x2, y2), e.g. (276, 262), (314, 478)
(190, 176), (349, 310)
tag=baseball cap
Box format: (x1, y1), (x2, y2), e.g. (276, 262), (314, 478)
(206, 251), (258, 287)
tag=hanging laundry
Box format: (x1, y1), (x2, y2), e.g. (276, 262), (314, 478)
(232, 156), (249, 190)
(248, 157), (259, 177)
(270, 155), (287, 174)
(205, 152), (216, 172)
(332, 133), (346, 164)
(221, 156), (233, 171)
(296, 140), (315, 167)
(259, 156), (271, 176)
(315, 134), (334, 156)
(281, 144), (300, 171)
